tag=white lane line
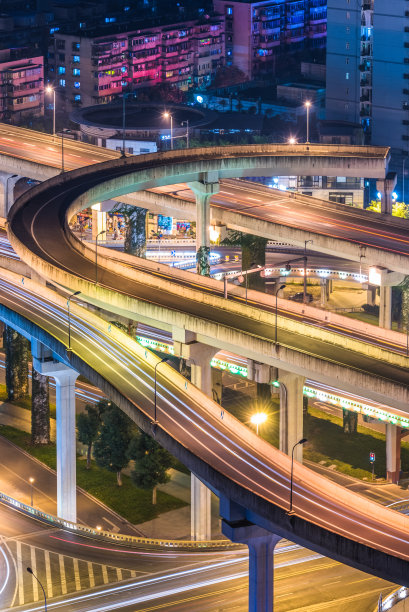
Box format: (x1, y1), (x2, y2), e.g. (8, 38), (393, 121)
(102, 565), (109, 585)
(116, 568), (123, 582)
(88, 562), (95, 589)
(44, 550), (53, 599)
(16, 541), (24, 605)
(59, 555), (67, 595)
(30, 546), (38, 601)
(73, 558), (81, 591)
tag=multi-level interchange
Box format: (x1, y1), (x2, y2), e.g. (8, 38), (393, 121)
(1, 129), (409, 609)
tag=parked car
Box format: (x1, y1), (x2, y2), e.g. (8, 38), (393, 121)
(289, 292), (313, 303)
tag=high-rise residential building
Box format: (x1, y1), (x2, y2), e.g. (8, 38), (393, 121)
(326, 0), (409, 153)
(0, 50), (44, 123)
(213, 0), (326, 81)
(48, 16), (225, 114)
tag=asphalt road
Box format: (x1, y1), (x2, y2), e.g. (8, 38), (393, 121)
(0, 277), (408, 583)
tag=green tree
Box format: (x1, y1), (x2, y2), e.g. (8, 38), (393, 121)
(77, 404), (101, 469)
(128, 432), (174, 504)
(4, 326), (29, 400)
(112, 204), (147, 257)
(93, 403), (133, 486)
(222, 230), (268, 290)
(31, 369), (50, 445)
(367, 199), (409, 218)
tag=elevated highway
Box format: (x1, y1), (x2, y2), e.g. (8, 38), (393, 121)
(4, 147), (409, 593)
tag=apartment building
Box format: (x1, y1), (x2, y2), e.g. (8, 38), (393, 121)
(48, 16), (224, 114)
(213, 0), (326, 80)
(326, 0), (409, 152)
(0, 51), (44, 123)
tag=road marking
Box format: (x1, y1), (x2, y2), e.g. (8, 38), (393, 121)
(59, 555), (67, 595)
(103, 516), (120, 533)
(30, 546), (38, 601)
(16, 541), (24, 605)
(295, 586), (395, 610)
(102, 565), (109, 584)
(116, 567), (123, 581)
(73, 558), (81, 591)
(44, 550), (53, 599)
(88, 562), (95, 588)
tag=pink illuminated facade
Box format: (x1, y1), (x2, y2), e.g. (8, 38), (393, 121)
(0, 52), (44, 123)
(48, 17), (224, 114)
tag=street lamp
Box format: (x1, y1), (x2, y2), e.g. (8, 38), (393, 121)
(60, 128), (71, 173)
(163, 112), (173, 150)
(250, 412), (267, 436)
(29, 477), (34, 506)
(95, 229), (106, 285)
(288, 137), (296, 145)
(152, 357), (171, 430)
(27, 567), (47, 611)
(303, 239), (313, 305)
(304, 100), (311, 144)
(45, 86), (56, 137)
(289, 438), (308, 515)
(275, 283), (286, 344)
(67, 290), (80, 355)
(181, 120), (189, 148)
(403, 155), (408, 203)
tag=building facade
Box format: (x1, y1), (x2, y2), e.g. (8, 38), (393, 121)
(326, 0), (409, 152)
(213, 0), (326, 80)
(0, 51), (44, 123)
(48, 17), (225, 114)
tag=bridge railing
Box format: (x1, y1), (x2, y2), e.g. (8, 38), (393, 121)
(0, 491), (240, 551)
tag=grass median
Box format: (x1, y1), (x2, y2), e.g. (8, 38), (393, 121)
(0, 424), (186, 524)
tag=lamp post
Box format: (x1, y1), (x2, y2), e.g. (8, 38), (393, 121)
(152, 357), (171, 428)
(163, 112), (173, 150)
(29, 477), (34, 506)
(60, 128), (71, 173)
(304, 100), (311, 144)
(27, 567), (47, 611)
(275, 284), (286, 344)
(121, 92), (133, 157)
(403, 156), (408, 203)
(95, 229), (106, 285)
(67, 290), (80, 354)
(46, 86), (56, 137)
(303, 239), (313, 305)
(181, 120), (189, 148)
(289, 438), (308, 515)
(5, 174), (17, 215)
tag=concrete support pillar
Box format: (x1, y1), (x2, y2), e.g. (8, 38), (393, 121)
(278, 370), (305, 463)
(376, 172), (397, 215)
(188, 173), (219, 276)
(366, 285), (376, 306)
(386, 423), (401, 484)
(320, 279), (328, 306)
(379, 285), (392, 330)
(0, 172), (20, 217)
(32, 346), (78, 523)
(91, 203), (107, 241)
(222, 519), (281, 612)
(173, 338), (218, 540)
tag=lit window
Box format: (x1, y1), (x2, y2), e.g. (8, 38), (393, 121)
(73, 68), (80, 76)
(59, 79), (66, 87)
(226, 6), (233, 15)
(346, 72), (349, 79)
(74, 94), (81, 101)
(58, 66), (65, 74)
(74, 81), (80, 88)
(73, 55), (80, 63)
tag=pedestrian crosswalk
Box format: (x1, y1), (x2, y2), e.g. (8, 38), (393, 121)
(7, 539), (140, 606)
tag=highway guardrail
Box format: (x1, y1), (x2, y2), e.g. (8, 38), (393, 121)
(0, 491), (240, 551)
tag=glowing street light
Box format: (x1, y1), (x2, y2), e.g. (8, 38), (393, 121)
(163, 112), (173, 150)
(304, 100), (311, 143)
(250, 412), (268, 435)
(288, 137), (296, 145)
(45, 85), (56, 136)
